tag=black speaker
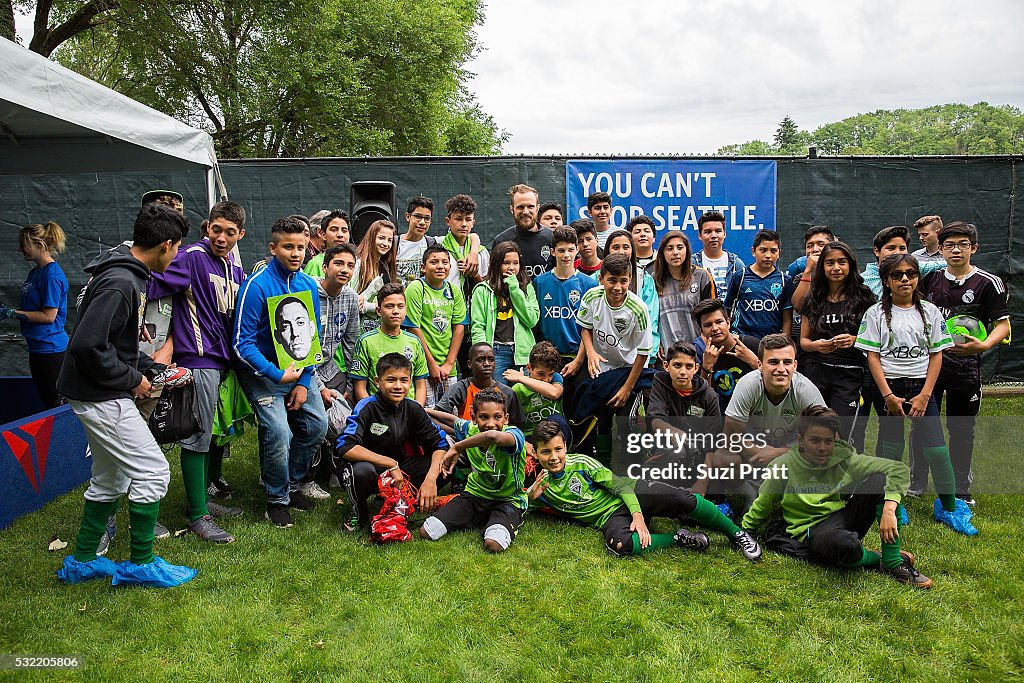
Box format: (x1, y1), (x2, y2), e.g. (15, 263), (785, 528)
(350, 181), (397, 245)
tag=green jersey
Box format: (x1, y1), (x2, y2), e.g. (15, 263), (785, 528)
(531, 454), (641, 527)
(303, 253), (325, 278)
(351, 328), (428, 398)
(454, 418), (528, 510)
(402, 277), (468, 365)
(511, 372), (564, 436)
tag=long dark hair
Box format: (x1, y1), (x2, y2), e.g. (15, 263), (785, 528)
(652, 232), (694, 296)
(604, 229), (642, 294)
(878, 253), (926, 334)
(487, 241), (529, 301)
(803, 241), (875, 338)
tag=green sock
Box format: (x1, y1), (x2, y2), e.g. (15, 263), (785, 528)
(840, 546), (881, 570)
(876, 504), (904, 569)
(181, 449), (209, 522)
(207, 444), (224, 484)
(878, 441), (905, 462)
(923, 446), (957, 511)
(73, 499), (119, 562)
(630, 532), (677, 555)
(595, 434), (613, 466)
(127, 500), (161, 565)
(690, 493), (741, 536)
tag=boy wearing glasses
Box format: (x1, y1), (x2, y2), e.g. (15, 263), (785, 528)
(919, 222), (1010, 505)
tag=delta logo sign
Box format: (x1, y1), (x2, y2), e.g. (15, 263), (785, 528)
(0, 405), (90, 529)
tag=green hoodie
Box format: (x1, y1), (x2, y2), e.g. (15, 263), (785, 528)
(741, 439), (909, 541)
(470, 277), (540, 366)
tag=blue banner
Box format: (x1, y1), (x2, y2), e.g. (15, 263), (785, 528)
(565, 159), (777, 256)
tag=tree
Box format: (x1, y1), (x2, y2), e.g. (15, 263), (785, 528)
(46, 0), (505, 157)
(7, 0), (121, 56)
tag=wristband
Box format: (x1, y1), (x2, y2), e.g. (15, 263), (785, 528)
(882, 392), (893, 399)
(388, 464), (400, 473)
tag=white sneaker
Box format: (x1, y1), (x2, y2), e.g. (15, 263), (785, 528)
(297, 481), (331, 500)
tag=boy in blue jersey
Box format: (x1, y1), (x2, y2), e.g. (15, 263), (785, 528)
(724, 230), (792, 340)
(534, 226), (598, 358)
(421, 387), (529, 553)
(692, 210), (745, 294)
(233, 216), (329, 529)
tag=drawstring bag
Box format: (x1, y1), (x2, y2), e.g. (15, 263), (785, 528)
(148, 381), (202, 445)
(369, 471), (418, 544)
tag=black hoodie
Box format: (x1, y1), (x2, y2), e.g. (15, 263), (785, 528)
(647, 370), (721, 432)
(57, 244), (165, 402)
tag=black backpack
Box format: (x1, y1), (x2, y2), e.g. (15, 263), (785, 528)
(148, 382), (202, 445)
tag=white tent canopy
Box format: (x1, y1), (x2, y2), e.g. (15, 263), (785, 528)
(0, 37), (223, 201)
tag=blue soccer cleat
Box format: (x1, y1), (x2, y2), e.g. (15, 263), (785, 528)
(933, 497), (979, 536)
(898, 504), (910, 526)
(112, 557), (198, 588)
(716, 502), (734, 521)
(56, 556), (120, 584)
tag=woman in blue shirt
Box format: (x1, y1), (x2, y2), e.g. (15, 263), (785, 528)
(2, 222), (69, 407)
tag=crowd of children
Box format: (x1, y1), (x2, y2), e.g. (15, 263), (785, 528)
(51, 186), (1008, 590)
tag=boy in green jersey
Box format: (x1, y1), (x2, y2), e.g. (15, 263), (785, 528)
(504, 341), (564, 438)
(351, 283), (428, 404)
(529, 421), (762, 560)
(420, 388), (528, 553)
(402, 245), (467, 408)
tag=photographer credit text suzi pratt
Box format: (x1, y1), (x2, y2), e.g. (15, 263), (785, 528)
(624, 429), (788, 483)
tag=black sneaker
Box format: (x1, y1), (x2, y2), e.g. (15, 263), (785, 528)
(207, 476), (234, 500)
(731, 529), (763, 561)
(187, 515), (235, 543)
(154, 522), (171, 540)
(956, 493), (977, 507)
(288, 490), (316, 512)
(207, 500), (243, 518)
(96, 514), (117, 557)
(265, 504), (293, 528)
(342, 506), (362, 533)
(673, 528), (710, 552)
(884, 560), (933, 588)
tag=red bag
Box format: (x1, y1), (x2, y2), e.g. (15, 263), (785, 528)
(370, 471), (418, 544)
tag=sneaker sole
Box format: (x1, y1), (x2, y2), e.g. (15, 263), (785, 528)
(264, 512), (293, 528)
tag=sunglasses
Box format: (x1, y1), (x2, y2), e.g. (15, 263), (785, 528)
(889, 269), (919, 281)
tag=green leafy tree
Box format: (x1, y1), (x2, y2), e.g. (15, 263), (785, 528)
(7, 0), (120, 56)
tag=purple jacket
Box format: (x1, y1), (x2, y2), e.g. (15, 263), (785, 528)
(148, 239), (245, 370)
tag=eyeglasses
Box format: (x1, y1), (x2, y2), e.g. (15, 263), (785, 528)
(409, 213), (432, 223)
(941, 241), (973, 252)
(889, 270), (919, 281)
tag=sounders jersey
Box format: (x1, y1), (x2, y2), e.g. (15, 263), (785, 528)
(855, 301), (953, 379)
(575, 288), (653, 372)
(534, 270), (599, 355)
(454, 418), (528, 509)
(402, 278), (468, 364)
(532, 453), (641, 527)
(351, 328), (429, 398)
(511, 373), (564, 436)
(725, 265), (791, 340)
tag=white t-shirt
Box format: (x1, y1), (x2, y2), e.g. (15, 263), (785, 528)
(699, 252), (731, 293)
(396, 236), (433, 284)
(575, 288), (653, 372)
(444, 247), (490, 289)
(855, 301), (953, 378)
(725, 371), (826, 447)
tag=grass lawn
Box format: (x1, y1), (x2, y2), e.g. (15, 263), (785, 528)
(1, 397), (1023, 681)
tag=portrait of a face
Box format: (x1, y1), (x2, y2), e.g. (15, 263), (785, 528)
(274, 296), (313, 361)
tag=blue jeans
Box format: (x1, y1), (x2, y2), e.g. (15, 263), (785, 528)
(492, 343), (518, 386)
(237, 370), (328, 505)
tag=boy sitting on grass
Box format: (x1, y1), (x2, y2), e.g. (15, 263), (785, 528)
(431, 342), (524, 426)
(503, 340), (565, 439)
(741, 406), (930, 587)
(420, 388), (528, 553)
(336, 353), (449, 532)
(529, 420), (762, 559)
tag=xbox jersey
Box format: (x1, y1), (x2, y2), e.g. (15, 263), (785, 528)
(575, 288), (653, 372)
(854, 301), (953, 379)
(923, 267), (1009, 385)
(534, 271), (599, 355)
(532, 454), (641, 527)
(725, 266), (791, 339)
(351, 328), (428, 398)
(511, 373), (564, 436)
(455, 418), (528, 510)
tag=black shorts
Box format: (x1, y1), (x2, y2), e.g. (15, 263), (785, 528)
(429, 492), (523, 538)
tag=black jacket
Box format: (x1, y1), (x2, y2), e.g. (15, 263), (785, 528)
(57, 244), (164, 402)
(336, 394), (448, 462)
(647, 371), (721, 429)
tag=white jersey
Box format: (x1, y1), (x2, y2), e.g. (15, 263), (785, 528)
(575, 288), (653, 373)
(725, 371), (825, 447)
(855, 300), (953, 379)
(396, 236), (433, 284)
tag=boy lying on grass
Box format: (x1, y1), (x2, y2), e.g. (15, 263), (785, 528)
(527, 420), (762, 560)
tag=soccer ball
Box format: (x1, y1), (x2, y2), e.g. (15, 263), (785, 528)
(946, 315), (987, 344)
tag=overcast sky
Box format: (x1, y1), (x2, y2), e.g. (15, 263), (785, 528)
(466, 0), (1024, 154)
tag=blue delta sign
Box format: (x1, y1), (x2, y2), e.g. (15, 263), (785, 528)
(565, 159), (777, 257)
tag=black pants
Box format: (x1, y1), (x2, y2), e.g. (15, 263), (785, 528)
(29, 351), (65, 408)
(338, 455), (446, 525)
(802, 359), (863, 451)
(601, 480), (698, 556)
(911, 378), (981, 496)
(428, 491), (523, 540)
(762, 473), (885, 566)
